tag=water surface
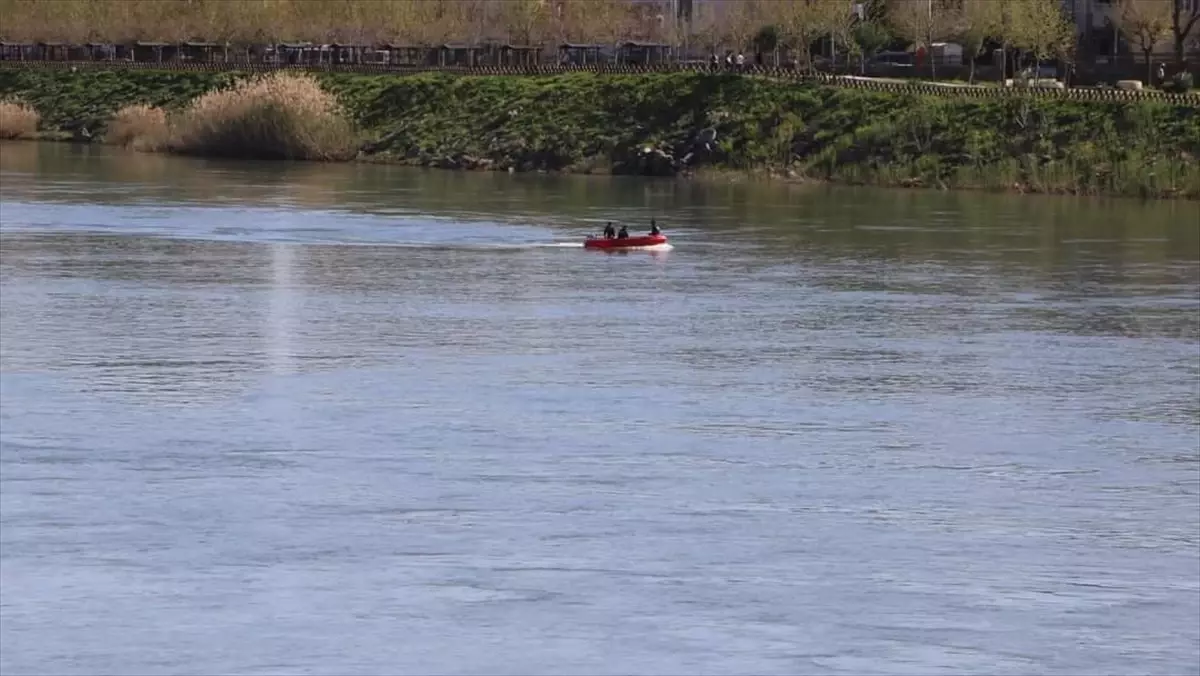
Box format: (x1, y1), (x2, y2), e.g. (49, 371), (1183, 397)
(2, 142), (1198, 676)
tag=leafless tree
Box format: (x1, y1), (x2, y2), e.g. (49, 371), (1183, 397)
(886, 0), (963, 78)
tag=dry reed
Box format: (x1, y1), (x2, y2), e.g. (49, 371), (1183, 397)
(0, 99), (40, 140)
(106, 103), (169, 151)
(168, 72), (358, 161)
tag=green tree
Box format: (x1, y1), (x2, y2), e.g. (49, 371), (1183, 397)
(754, 24), (781, 65)
(1008, 0), (1074, 81)
(955, 0), (1002, 83)
(850, 20), (892, 73)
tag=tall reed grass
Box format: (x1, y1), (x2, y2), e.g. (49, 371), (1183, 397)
(106, 103), (169, 151)
(168, 72), (358, 161)
(0, 99), (40, 139)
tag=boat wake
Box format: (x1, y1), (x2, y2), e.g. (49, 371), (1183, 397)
(581, 242), (674, 253)
(381, 241), (672, 253)
(288, 240), (588, 251)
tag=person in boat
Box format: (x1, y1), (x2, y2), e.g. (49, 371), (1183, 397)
(602, 221), (616, 239)
(649, 218), (661, 236)
(617, 225), (629, 239)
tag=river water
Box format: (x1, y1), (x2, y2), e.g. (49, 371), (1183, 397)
(1, 142), (1198, 676)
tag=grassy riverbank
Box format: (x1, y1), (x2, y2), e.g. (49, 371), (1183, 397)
(2, 68), (1197, 199)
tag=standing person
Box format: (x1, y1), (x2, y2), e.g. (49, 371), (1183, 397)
(603, 222), (616, 239)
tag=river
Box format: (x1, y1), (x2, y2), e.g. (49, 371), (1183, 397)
(1, 142), (1198, 676)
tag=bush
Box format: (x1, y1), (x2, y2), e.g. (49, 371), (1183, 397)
(106, 104), (169, 151)
(1165, 71), (1193, 94)
(0, 98), (39, 139)
(168, 72), (358, 161)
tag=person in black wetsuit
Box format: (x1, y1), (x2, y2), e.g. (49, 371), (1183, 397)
(649, 218), (661, 235)
(617, 225), (629, 239)
(602, 222), (616, 239)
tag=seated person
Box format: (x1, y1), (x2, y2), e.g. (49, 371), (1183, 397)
(649, 218), (661, 235)
(617, 225), (629, 239)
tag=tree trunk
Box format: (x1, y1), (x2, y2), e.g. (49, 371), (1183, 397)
(969, 55), (976, 84)
(1173, 0), (1200, 71)
(1145, 47), (1154, 86)
(1000, 41), (1007, 84)
(927, 27), (937, 79)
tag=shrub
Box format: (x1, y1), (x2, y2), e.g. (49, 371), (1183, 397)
(106, 104), (169, 151)
(1165, 71), (1193, 94)
(0, 98), (39, 139)
(168, 72), (357, 161)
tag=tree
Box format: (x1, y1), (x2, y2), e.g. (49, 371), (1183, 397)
(1115, 0), (1174, 84)
(851, 19), (892, 73)
(689, 1), (726, 56)
(637, 3), (679, 45)
(825, 1), (862, 69)
(500, 0), (551, 45)
(188, 0), (239, 58)
(323, 0), (382, 45)
(720, 0), (762, 56)
(955, 0), (1002, 83)
(986, 0), (1024, 82)
(1008, 0), (1074, 80)
(1171, 0), (1200, 68)
(886, 0), (962, 78)
(379, 0), (422, 45)
(754, 24), (781, 65)
(410, 0), (456, 46)
(767, 0), (836, 72)
(582, 0), (633, 48)
(551, 0), (591, 44)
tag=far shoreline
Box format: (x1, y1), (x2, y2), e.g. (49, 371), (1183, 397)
(1, 65), (1196, 202)
(4, 135), (1198, 204)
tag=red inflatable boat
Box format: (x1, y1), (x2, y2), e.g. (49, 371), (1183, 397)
(583, 234), (668, 250)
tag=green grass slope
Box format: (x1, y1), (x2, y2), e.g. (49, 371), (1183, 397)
(2, 68), (1197, 198)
